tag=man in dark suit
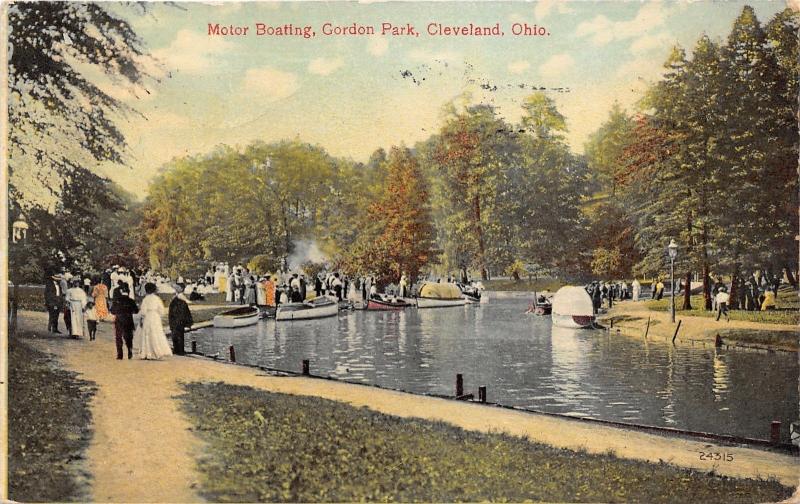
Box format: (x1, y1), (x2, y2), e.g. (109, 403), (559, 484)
(168, 287), (193, 356)
(44, 273), (63, 333)
(110, 285), (138, 359)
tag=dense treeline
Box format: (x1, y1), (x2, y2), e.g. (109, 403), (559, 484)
(139, 92), (588, 282)
(585, 6), (798, 307)
(140, 7), (798, 291)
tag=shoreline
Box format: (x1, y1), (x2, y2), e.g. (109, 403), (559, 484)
(600, 301), (798, 352)
(13, 309), (799, 501)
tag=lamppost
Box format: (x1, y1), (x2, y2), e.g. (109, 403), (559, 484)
(11, 215), (30, 335)
(668, 239), (678, 323)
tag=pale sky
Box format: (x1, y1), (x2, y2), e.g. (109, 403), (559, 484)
(93, 0), (787, 198)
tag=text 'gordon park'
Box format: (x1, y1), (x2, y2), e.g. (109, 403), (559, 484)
(207, 22), (550, 38)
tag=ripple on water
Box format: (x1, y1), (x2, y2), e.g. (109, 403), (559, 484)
(193, 299), (799, 441)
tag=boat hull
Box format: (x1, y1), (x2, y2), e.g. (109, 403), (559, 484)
(213, 307), (260, 328)
(416, 297), (467, 308)
(276, 301), (338, 321)
(552, 313), (595, 329)
(367, 298), (410, 310)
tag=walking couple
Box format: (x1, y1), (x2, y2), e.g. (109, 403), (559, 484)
(110, 282), (193, 360)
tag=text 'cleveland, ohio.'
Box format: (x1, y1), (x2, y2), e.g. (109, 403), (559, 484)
(207, 22), (549, 39)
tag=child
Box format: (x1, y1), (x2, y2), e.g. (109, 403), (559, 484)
(85, 301), (98, 341)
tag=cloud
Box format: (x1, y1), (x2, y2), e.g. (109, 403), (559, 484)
(242, 67), (299, 101)
(152, 29), (234, 74)
(539, 53), (574, 78)
(629, 32), (674, 55)
(576, 3), (669, 46)
(308, 57), (344, 76)
(534, 0), (575, 21)
(508, 60), (531, 74)
(368, 36), (389, 56)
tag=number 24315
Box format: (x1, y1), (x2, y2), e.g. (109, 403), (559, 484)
(699, 452), (734, 461)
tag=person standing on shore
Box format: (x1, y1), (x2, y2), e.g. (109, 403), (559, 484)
(92, 276), (110, 320)
(715, 286), (730, 322)
(168, 286), (193, 356)
(139, 283), (172, 360)
(111, 285), (139, 359)
(632, 279), (641, 302)
(66, 279), (88, 339)
(85, 302), (98, 341)
(44, 273), (64, 334)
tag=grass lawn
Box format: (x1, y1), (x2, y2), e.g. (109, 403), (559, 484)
(178, 382), (792, 503)
(483, 278), (564, 292)
(8, 335), (96, 502)
(646, 286), (799, 325)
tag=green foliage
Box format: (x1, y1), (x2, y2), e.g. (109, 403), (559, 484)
(504, 259), (528, 281)
(9, 337), (96, 502)
(646, 288), (799, 326)
(300, 261), (326, 280)
(178, 382), (792, 503)
(248, 254), (279, 275)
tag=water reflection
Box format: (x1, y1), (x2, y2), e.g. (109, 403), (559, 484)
(193, 298), (798, 441)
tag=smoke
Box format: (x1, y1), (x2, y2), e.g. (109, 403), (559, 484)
(287, 239), (328, 270)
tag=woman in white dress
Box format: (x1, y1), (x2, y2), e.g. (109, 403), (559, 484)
(138, 282), (172, 360)
(66, 280), (88, 338)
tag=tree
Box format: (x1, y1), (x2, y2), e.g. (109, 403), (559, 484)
(584, 102), (634, 195)
(8, 2), (156, 275)
(8, 2), (153, 204)
(344, 147), (435, 285)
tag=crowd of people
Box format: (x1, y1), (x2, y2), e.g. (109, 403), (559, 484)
(585, 270), (783, 320)
(43, 265), (194, 361)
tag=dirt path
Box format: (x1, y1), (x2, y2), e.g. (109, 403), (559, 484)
(17, 311), (799, 502)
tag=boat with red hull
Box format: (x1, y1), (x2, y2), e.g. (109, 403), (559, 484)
(366, 297), (411, 310)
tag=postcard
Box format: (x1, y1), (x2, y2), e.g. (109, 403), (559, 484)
(3, 1), (799, 502)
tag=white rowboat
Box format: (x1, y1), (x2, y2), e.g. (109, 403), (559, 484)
(276, 297), (338, 321)
(213, 306), (260, 328)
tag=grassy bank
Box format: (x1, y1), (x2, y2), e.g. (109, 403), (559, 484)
(717, 329), (799, 351)
(646, 286), (799, 325)
(178, 382), (792, 503)
(482, 278), (564, 292)
(8, 335), (96, 502)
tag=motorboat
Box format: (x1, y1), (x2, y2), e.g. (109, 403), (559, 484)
(416, 283), (467, 308)
(530, 291), (553, 315)
(366, 295), (411, 310)
(276, 296), (338, 321)
(551, 286), (595, 328)
(213, 306), (260, 328)
(456, 282), (482, 303)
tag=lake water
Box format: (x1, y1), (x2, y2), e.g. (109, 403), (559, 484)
(192, 297), (798, 442)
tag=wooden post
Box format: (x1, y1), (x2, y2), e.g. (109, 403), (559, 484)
(191, 340), (197, 353)
(771, 421), (782, 444)
(302, 359), (310, 375)
(456, 374), (464, 397)
(229, 345), (236, 363)
(478, 386), (487, 403)
(671, 320), (682, 344)
(643, 316), (651, 339)
(715, 334), (723, 347)
(610, 317), (614, 329)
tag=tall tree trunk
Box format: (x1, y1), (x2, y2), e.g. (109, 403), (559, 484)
(683, 270), (692, 310)
(785, 265), (798, 289)
(702, 261), (711, 311)
(472, 194), (488, 280)
(729, 267), (740, 310)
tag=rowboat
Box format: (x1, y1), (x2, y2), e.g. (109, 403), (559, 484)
(276, 296), (338, 321)
(552, 286), (595, 329)
(213, 306), (260, 328)
(366, 297), (411, 310)
(416, 283), (467, 308)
